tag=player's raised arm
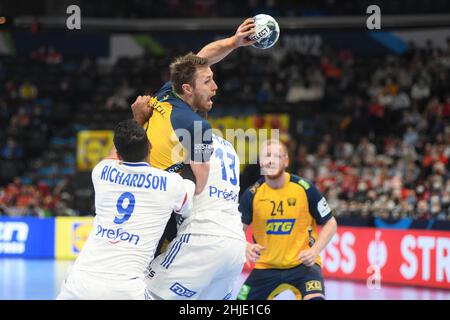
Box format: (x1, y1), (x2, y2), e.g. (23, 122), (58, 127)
(197, 18), (256, 66)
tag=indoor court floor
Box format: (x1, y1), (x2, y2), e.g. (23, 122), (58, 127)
(1, 258), (449, 300)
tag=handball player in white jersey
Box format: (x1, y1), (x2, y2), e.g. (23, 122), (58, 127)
(144, 133), (247, 300)
(57, 119), (196, 300)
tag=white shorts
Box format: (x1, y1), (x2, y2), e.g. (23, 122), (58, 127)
(57, 268), (152, 300)
(145, 233), (246, 300)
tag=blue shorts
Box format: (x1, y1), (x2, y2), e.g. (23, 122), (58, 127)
(237, 263), (325, 300)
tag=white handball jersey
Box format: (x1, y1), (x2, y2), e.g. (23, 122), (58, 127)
(178, 135), (245, 241)
(72, 159), (188, 281)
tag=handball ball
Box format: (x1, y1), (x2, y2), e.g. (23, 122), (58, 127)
(249, 14), (280, 49)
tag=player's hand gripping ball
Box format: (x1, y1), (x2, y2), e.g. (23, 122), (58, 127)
(248, 14), (280, 49)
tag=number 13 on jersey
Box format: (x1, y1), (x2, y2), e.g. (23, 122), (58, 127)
(214, 148), (238, 186)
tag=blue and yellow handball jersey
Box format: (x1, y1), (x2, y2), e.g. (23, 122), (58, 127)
(144, 81), (213, 172)
(239, 173), (333, 269)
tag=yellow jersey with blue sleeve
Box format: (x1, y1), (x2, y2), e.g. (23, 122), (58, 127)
(144, 81), (213, 172)
(239, 173), (333, 270)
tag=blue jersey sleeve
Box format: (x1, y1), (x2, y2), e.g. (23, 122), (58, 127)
(301, 179), (333, 225)
(239, 188), (255, 225)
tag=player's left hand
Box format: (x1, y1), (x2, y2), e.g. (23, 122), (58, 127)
(299, 248), (319, 267)
(245, 242), (265, 267)
(232, 18), (256, 47)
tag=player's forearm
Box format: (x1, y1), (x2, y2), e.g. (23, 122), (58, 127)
(132, 106), (150, 127)
(133, 113), (147, 127)
(190, 162), (210, 194)
(312, 216), (337, 254)
(197, 36), (238, 66)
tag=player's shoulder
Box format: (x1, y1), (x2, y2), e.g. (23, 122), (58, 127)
(289, 174), (306, 185)
(91, 159), (117, 183)
(246, 177), (266, 195)
(289, 174), (314, 190)
(93, 159), (117, 172)
(290, 174), (319, 197)
(155, 81), (173, 97)
(153, 81), (187, 111)
(156, 81), (211, 130)
(157, 81), (190, 111)
(171, 110), (211, 133)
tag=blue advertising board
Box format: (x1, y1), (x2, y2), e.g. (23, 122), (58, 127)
(0, 217), (55, 258)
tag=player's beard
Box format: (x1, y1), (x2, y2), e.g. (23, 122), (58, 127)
(263, 166), (285, 180)
(192, 92), (212, 114)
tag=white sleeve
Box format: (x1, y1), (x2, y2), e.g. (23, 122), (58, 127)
(173, 179), (196, 218)
(91, 161), (104, 190)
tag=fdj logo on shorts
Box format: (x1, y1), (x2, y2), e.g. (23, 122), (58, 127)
(170, 282), (197, 298)
(266, 219), (295, 235)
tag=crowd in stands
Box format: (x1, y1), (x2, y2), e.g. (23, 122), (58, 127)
(1, 33), (450, 224)
(219, 37), (450, 223)
(285, 39), (450, 222)
(0, 52), (81, 217)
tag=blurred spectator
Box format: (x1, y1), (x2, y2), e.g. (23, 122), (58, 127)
(0, 139), (23, 160)
(286, 79), (324, 102)
(46, 46), (63, 64)
(19, 81), (38, 100)
(105, 80), (135, 110)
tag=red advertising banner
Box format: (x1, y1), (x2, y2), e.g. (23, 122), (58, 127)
(245, 226), (450, 289)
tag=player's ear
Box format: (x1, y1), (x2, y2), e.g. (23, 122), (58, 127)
(182, 83), (193, 95)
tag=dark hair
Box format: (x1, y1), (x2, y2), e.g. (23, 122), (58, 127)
(170, 52), (209, 94)
(113, 119), (150, 162)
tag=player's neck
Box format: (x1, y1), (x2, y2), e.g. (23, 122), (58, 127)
(265, 172), (287, 189)
(177, 93), (197, 112)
